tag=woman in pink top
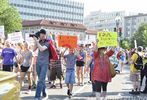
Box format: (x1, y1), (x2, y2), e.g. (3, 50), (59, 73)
(92, 46), (114, 100)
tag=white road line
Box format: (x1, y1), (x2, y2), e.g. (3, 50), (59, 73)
(64, 83), (89, 100)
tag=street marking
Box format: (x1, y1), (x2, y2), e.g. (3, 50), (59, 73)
(64, 83), (89, 100)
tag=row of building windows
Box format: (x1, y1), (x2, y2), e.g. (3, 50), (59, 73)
(25, 0), (84, 9)
(11, 3), (83, 16)
(21, 12), (83, 22)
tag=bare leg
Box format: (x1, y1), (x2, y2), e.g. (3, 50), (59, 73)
(80, 67), (84, 85)
(27, 72), (32, 90)
(76, 67), (80, 85)
(20, 72), (26, 88)
(69, 84), (73, 94)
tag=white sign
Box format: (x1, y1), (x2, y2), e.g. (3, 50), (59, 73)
(25, 33), (34, 44)
(0, 26), (5, 38)
(8, 32), (24, 44)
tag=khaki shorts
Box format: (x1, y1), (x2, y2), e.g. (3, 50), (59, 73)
(130, 72), (139, 82)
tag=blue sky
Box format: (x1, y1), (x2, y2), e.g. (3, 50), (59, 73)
(74, 0), (147, 16)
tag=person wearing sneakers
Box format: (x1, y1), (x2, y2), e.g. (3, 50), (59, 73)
(62, 48), (78, 98)
(129, 46), (143, 95)
(33, 29), (50, 100)
(19, 42), (33, 94)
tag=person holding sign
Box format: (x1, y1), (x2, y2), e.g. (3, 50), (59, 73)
(92, 41), (114, 100)
(62, 48), (79, 98)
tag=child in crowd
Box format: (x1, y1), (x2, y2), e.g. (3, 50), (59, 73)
(62, 48), (78, 98)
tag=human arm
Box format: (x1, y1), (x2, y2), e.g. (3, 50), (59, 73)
(61, 48), (68, 57)
(33, 37), (48, 52)
(28, 52), (33, 72)
(106, 47), (115, 57)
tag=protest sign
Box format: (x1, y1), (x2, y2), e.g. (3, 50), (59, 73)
(58, 35), (78, 49)
(97, 31), (118, 48)
(8, 32), (24, 44)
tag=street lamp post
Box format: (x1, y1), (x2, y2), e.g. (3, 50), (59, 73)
(115, 16), (122, 46)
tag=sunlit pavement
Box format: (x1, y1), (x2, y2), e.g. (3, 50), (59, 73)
(21, 65), (147, 100)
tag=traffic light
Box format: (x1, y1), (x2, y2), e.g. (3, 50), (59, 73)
(118, 27), (122, 37)
(114, 28), (117, 32)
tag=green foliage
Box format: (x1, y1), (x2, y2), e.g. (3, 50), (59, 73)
(131, 23), (147, 48)
(120, 38), (131, 49)
(0, 0), (22, 35)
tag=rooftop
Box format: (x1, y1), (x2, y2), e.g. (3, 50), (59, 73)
(85, 29), (97, 35)
(22, 19), (87, 30)
(125, 13), (147, 18)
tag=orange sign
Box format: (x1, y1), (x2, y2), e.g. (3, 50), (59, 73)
(58, 35), (78, 49)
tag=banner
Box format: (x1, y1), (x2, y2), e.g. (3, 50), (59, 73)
(0, 26), (5, 38)
(58, 35), (78, 49)
(97, 31), (118, 48)
(8, 32), (24, 44)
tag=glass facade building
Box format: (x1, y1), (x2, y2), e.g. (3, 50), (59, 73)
(9, 0), (84, 23)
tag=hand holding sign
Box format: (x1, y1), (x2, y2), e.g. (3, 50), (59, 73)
(58, 35), (78, 49)
(97, 31), (118, 48)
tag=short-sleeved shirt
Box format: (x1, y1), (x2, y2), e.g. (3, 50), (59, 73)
(37, 40), (50, 65)
(77, 51), (86, 61)
(130, 53), (138, 73)
(64, 54), (77, 71)
(22, 51), (33, 67)
(1, 48), (17, 65)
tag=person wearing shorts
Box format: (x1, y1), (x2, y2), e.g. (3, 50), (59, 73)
(129, 47), (143, 95)
(50, 51), (63, 89)
(62, 48), (78, 97)
(76, 45), (86, 86)
(19, 42), (33, 94)
(1, 41), (17, 72)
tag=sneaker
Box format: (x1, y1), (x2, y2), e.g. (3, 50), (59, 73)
(134, 91), (140, 95)
(129, 90), (140, 95)
(50, 85), (56, 89)
(42, 92), (47, 98)
(42, 92), (48, 100)
(25, 90), (31, 94)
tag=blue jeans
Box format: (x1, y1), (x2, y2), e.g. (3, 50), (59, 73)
(35, 63), (48, 98)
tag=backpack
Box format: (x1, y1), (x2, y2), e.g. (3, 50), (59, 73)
(134, 53), (143, 70)
(48, 40), (59, 61)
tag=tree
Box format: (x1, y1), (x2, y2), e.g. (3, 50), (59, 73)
(131, 23), (147, 48)
(0, 0), (22, 35)
(120, 38), (131, 49)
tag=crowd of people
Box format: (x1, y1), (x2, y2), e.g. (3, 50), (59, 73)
(0, 29), (147, 100)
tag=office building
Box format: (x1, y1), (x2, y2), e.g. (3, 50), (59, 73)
(124, 13), (147, 38)
(84, 11), (125, 32)
(9, 0), (84, 23)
